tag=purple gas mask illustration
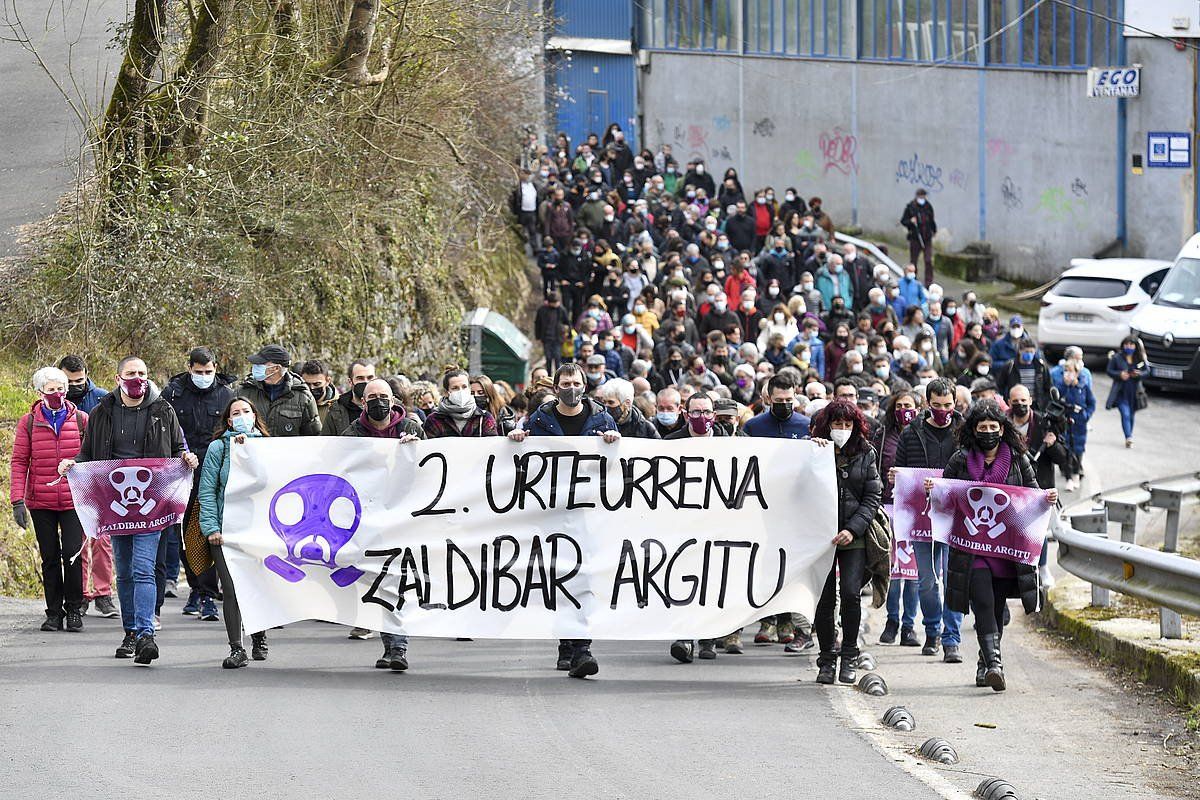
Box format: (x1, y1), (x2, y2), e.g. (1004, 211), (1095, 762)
(263, 474), (365, 587)
(108, 466), (157, 517)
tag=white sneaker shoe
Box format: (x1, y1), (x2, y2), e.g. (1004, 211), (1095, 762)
(348, 627), (375, 640)
(1038, 564), (1055, 590)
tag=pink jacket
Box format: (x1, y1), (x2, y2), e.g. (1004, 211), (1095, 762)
(10, 400), (87, 511)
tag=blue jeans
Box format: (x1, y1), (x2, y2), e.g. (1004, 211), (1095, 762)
(913, 540), (962, 645)
(381, 633), (409, 651)
(113, 531), (163, 637)
(886, 579), (919, 629)
(1116, 401), (1135, 439)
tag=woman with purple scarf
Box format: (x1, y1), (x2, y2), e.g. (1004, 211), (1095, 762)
(935, 400), (1057, 692)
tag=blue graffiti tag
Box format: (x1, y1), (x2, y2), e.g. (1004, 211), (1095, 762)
(895, 153), (944, 192)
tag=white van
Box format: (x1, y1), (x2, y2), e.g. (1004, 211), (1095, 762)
(1130, 232), (1200, 390)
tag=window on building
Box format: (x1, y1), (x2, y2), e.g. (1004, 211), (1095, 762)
(987, 0), (1120, 68)
(642, 0), (737, 51)
(744, 0), (851, 57)
(860, 0), (980, 62)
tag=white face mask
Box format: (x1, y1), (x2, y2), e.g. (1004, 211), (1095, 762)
(977, 364), (990, 376)
(448, 388), (472, 407)
(774, 313), (785, 324)
(830, 429), (852, 448)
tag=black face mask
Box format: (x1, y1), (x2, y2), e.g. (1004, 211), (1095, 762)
(474, 395), (489, 411)
(352, 382), (368, 400)
(770, 401), (793, 421)
(715, 421), (736, 436)
(1010, 403), (1030, 418)
(976, 431), (1002, 452)
(66, 383), (88, 401)
(366, 397), (391, 422)
(668, 360), (683, 370)
(557, 387), (584, 408)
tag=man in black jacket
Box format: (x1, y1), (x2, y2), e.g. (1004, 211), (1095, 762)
(995, 338), (1051, 411)
(900, 188), (937, 284)
(1006, 385), (1068, 491)
(59, 356), (196, 665)
(162, 346), (234, 621)
(892, 378), (963, 662)
(322, 359), (376, 437)
(534, 291), (571, 372)
(723, 201), (757, 254)
(557, 239), (591, 323)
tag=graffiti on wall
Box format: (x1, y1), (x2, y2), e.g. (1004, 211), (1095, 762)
(986, 137), (1016, 167)
(819, 127), (858, 175)
(1000, 176), (1023, 211)
(895, 152), (944, 192)
(752, 117), (776, 138)
(1071, 177), (1088, 198)
(949, 169), (968, 190)
(1036, 186), (1088, 230)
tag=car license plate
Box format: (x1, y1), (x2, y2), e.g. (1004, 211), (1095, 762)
(1063, 313), (1093, 323)
(1151, 366), (1183, 380)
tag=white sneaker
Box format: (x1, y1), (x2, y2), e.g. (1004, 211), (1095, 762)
(153, 614), (162, 631)
(1038, 564), (1055, 590)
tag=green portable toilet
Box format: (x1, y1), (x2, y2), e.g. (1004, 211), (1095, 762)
(460, 307), (532, 388)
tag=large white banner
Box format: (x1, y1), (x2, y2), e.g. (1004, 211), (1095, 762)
(221, 436), (838, 639)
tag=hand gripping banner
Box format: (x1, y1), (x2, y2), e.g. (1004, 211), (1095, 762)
(928, 478), (1052, 566)
(220, 437), (839, 640)
(67, 458), (193, 538)
(891, 467), (944, 544)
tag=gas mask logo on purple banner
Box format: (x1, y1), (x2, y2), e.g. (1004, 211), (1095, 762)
(108, 466), (158, 517)
(263, 474), (365, 588)
(964, 486), (1010, 540)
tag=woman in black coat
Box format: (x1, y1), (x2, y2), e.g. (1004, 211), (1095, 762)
(1104, 335), (1147, 448)
(810, 400), (883, 686)
(934, 400), (1057, 692)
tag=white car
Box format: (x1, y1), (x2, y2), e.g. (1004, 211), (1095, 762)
(1037, 258), (1172, 356)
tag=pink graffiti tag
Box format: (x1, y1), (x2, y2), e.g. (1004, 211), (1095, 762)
(819, 127), (859, 175)
(686, 125), (709, 151)
(986, 137), (1016, 167)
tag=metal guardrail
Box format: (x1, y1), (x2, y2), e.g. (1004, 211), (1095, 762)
(833, 231), (903, 278)
(1055, 472), (1200, 638)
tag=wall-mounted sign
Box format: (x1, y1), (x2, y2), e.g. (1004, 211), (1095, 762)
(1147, 132), (1191, 168)
(1086, 66), (1140, 97)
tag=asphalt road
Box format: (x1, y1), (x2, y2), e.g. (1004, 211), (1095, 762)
(0, 0), (121, 257)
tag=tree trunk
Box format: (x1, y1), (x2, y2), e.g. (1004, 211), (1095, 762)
(333, 0), (390, 85)
(100, 0), (169, 210)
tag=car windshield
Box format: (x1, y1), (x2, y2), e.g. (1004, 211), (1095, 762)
(1052, 276), (1129, 299)
(1154, 257), (1200, 309)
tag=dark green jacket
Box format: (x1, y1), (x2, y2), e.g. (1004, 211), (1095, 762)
(322, 391), (362, 437)
(235, 373), (321, 437)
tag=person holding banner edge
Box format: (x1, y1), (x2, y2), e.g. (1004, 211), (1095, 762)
(58, 356), (198, 666)
(508, 362), (620, 679)
(892, 378), (964, 663)
(931, 400), (1057, 692)
(199, 397), (271, 668)
(875, 389), (921, 649)
(809, 399), (882, 686)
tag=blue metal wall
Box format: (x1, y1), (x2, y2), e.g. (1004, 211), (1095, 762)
(547, 50), (638, 149)
(552, 0), (632, 41)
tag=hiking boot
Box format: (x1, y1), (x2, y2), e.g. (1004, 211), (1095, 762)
(94, 595), (119, 618)
(723, 631), (744, 654)
(182, 592), (200, 616)
(115, 631), (137, 658)
(348, 627), (375, 640)
(670, 640), (695, 664)
(164, 580), (178, 599)
(838, 653), (858, 684)
(816, 653), (837, 684)
(133, 634), (159, 665)
(388, 647), (409, 672)
(65, 608), (83, 632)
(899, 628), (921, 647)
(40, 613), (63, 632)
(943, 644), (963, 664)
(920, 635), (940, 655)
(199, 597), (220, 622)
(223, 646), (249, 669)
(754, 620), (776, 644)
(777, 619), (797, 644)
(698, 640), (717, 660)
(568, 648), (599, 679)
(250, 632), (268, 661)
(556, 642), (573, 671)
(879, 619), (899, 644)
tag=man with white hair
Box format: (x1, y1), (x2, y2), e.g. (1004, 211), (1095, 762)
(805, 381), (827, 401)
(683, 242), (710, 274)
(699, 291), (740, 339)
(844, 243), (873, 308)
(599, 379), (659, 439)
(1050, 345), (1093, 388)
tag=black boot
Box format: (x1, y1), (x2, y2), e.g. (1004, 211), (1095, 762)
(838, 651), (858, 684)
(115, 631), (137, 659)
(568, 647), (599, 679)
(251, 632), (268, 661)
(816, 653), (837, 684)
(388, 645), (409, 672)
(65, 607), (83, 632)
(133, 634), (159, 665)
(979, 632), (1005, 692)
(878, 619), (899, 644)
(40, 612), (63, 632)
(975, 651), (988, 687)
(556, 641), (573, 671)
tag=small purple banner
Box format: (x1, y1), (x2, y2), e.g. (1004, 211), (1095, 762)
(928, 478), (1052, 566)
(884, 504), (918, 580)
(892, 468), (943, 543)
(68, 458), (193, 538)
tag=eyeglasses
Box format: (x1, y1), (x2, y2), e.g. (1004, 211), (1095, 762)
(687, 410), (715, 419)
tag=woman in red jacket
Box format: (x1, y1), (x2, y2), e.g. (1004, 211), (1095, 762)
(10, 366), (89, 632)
